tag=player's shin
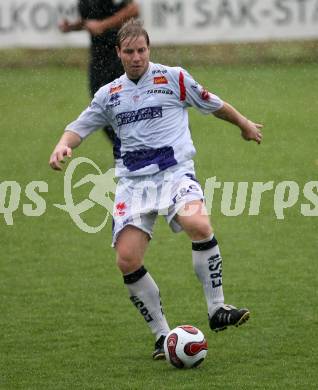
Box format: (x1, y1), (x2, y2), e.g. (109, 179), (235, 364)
(192, 235), (224, 317)
(123, 266), (170, 339)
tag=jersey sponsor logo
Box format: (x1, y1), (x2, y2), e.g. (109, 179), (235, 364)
(146, 89), (173, 95)
(116, 106), (162, 126)
(109, 92), (121, 107)
(153, 76), (168, 84)
(152, 69), (168, 75)
(110, 85), (122, 94)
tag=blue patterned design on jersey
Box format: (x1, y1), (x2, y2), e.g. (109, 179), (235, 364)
(113, 134), (121, 159)
(123, 146), (177, 172)
(116, 106), (162, 126)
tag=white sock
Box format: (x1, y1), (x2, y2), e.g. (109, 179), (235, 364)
(124, 266), (170, 340)
(192, 234), (224, 317)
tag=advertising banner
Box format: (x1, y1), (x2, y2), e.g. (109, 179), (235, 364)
(0, 0), (317, 48)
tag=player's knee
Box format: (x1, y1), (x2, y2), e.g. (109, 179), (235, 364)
(189, 221), (212, 241)
(116, 249), (142, 274)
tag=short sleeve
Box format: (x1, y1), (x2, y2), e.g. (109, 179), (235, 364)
(65, 88), (111, 139)
(176, 68), (224, 114)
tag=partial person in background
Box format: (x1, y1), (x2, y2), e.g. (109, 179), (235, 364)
(59, 0), (139, 143)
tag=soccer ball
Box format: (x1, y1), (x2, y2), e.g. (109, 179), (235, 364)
(164, 325), (208, 369)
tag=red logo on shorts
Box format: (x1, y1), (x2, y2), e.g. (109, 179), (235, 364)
(115, 202), (127, 216)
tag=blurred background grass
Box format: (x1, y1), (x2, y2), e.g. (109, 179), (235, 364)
(1, 40), (318, 69)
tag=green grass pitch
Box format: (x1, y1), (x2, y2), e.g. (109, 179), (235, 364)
(0, 63), (317, 389)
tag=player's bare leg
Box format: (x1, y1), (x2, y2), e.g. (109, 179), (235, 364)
(116, 225), (149, 274)
(116, 226), (170, 359)
(176, 200), (250, 332)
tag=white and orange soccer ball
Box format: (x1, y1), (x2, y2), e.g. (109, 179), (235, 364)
(164, 325), (208, 369)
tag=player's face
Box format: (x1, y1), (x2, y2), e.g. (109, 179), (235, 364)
(117, 35), (150, 80)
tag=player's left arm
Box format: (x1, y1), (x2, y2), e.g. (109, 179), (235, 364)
(213, 102), (263, 144)
(85, 1), (139, 36)
(175, 68), (263, 144)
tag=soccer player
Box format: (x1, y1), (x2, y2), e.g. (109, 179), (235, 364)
(50, 19), (263, 360)
(58, 0), (139, 142)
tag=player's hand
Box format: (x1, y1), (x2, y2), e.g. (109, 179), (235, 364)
(49, 145), (72, 171)
(58, 19), (72, 33)
(240, 121), (263, 144)
(84, 20), (106, 36)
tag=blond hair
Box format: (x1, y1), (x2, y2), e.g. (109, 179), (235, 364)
(116, 19), (150, 48)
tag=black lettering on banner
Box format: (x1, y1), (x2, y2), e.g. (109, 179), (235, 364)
(273, 0), (316, 25)
(194, 0), (258, 28)
(30, 3), (54, 31)
(152, 0), (184, 27)
(218, 0), (237, 24)
(192, 0), (318, 30)
(217, 0), (257, 26)
(275, 0), (292, 25)
(0, 3), (28, 32)
(195, 0), (212, 27)
(0, 2), (79, 33)
(1, 0), (318, 43)
(237, 0), (258, 25)
(12, 3), (27, 30)
(130, 296), (153, 323)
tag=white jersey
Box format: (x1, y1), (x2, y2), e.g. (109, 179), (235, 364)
(66, 62), (223, 177)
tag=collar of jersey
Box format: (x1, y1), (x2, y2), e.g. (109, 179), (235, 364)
(125, 63), (153, 86)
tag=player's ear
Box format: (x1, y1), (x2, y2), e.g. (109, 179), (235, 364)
(116, 46), (121, 59)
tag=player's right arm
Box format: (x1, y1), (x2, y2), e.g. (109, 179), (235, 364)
(49, 131), (81, 171)
(49, 86), (112, 171)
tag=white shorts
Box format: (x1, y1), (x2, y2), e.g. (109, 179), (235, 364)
(112, 161), (204, 246)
